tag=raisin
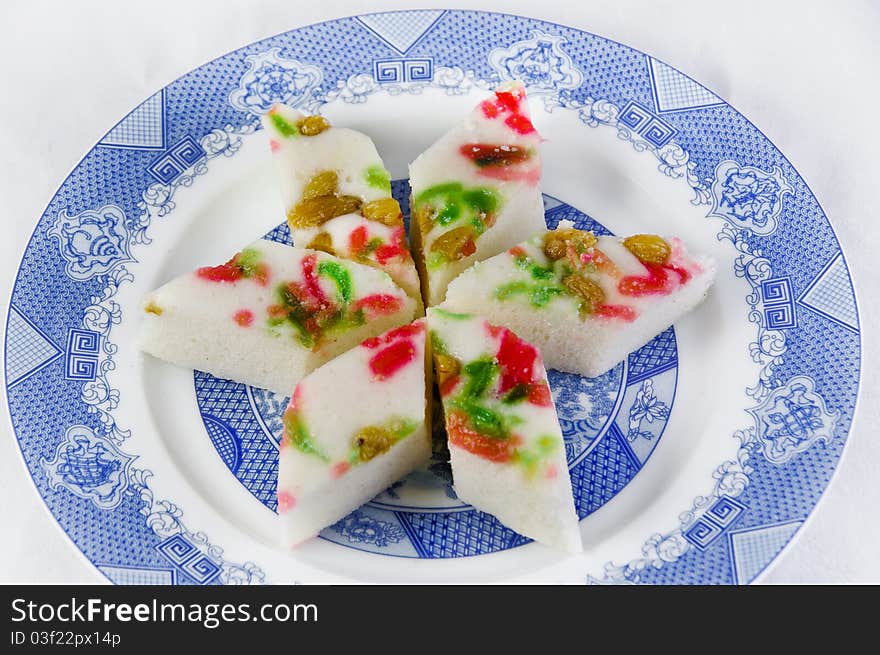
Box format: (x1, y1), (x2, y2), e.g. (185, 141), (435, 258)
(354, 426), (394, 462)
(414, 204), (435, 237)
(430, 226), (477, 261)
(433, 352), (461, 387)
(542, 228), (597, 260)
(460, 143), (531, 167)
(306, 232), (335, 254)
(623, 234), (671, 265)
(302, 171), (339, 201)
(289, 195), (362, 228)
(562, 274), (605, 317)
(296, 115), (331, 136)
(362, 198), (403, 226)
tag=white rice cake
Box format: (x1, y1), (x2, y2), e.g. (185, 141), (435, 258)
(277, 319), (431, 547)
(427, 308), (581, 553)
(138, 239), (417, 394)
(262, 105), (421, 306)
(409, 82), (545, 306)
(440, 226), (715, 377)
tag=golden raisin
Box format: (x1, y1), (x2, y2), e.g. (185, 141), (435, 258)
(354, 426), (394, 462)
(430, 226), (477, 261)
(296, 115), (331, 136)
(623, 234), (671, 265)
(433, 352), (461, 387)
(306, 231), (335, 254)
(302, 171), (339, 200)
(542, 228), (597, 260)
(362, 198), (403, 226)
(562, 274), (605, 316)
(414, 204), (434, 238)
(144, 301), (163, 316)
(288, 195), (362, 228)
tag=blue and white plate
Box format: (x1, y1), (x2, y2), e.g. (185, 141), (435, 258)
(4, 10), (861, 584)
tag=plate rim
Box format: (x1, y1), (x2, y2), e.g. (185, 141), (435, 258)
(2, 7), (864, 584)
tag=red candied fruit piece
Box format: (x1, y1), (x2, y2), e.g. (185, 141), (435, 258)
(197, 260), (243, 284)
(527, 382), (552, 407)
(352, 293), (402, 317)
(496, 328), (540, 393)
(331, 462), (351, 479)
(447, 411), (518, 463)
(348, 225), (369, 254)
(595, 304), (638, 322)
(233, 309), (254, 327)
(301, 254), (329, 306)
(505, 114), (536, 135)
(369, 339), (417, 381)
(361, 321), (424, 350)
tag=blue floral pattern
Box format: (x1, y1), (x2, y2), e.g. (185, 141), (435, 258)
(489, 30), (583, 93)
(48, 205), (135, 281)
(229, 48), (323, 116)
(331, 511), (406, 547)
(748, 376), (838, 464)
(3, 10), (860, 584)
(708, 160), (793, 235)
(626, 380), (670, 442)
(41, 425), (135, 509)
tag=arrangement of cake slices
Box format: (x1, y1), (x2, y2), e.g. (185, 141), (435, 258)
(138, 84), (716, 555)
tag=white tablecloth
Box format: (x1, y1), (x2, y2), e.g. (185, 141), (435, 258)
(2, 0), (878, 583)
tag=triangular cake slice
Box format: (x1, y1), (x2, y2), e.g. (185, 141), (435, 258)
(409, 82), (546, 306)
(262, 105), (422, 308)
(277, 319), (432, 546)
(427, 308), (581, 552)
(138, 239), (417, 394)
(440, 225), (716, 376)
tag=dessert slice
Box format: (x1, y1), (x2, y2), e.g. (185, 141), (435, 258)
(262, 105), (421, 307)
(409, 82), (546, 306)
(139, 239), (417, 394)
(440, 224), (716, 377)
(427, 308), (581, 553)
(277, 319), (432, 546)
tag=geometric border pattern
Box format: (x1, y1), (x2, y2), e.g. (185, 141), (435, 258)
(618, 100), (677, 147)
(155, 534), (221, 584)
(797, 253), (859, 332)
(761, 277), (797, 329)
(683, 495), (747, 551)
(5, 305), (63, 388)
(4, 9), (861, 585)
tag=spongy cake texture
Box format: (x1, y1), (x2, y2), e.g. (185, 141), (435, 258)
(277, 320), (431, 546)
(138, 239), (417, 395)
(440, 228), (715, 377)
(427, 308), (581, 552)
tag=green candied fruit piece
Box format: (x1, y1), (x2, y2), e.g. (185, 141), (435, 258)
(436, 203), (462, 226)
(415, 182), (464, 205)
(235, 247), (263, 274)
(495, 281), (531, 300)
(283, 410), (329, 462)
(426, 251), (447, 270)
(461, 187), (500, 215)
(529, 284), (564, 307)
(364, 164), (392, 192)
(388, 417), (419, 439)
(451, 398), (506, 439)
(512, 434), (558, 474)
(317, 261), (353, 304)
(494, 281), (563, 307)
(431, 308), (471, 321)
(268, 112), (300, 138)
(430, 330), (449, 355)
(462, 358), (498, 400)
